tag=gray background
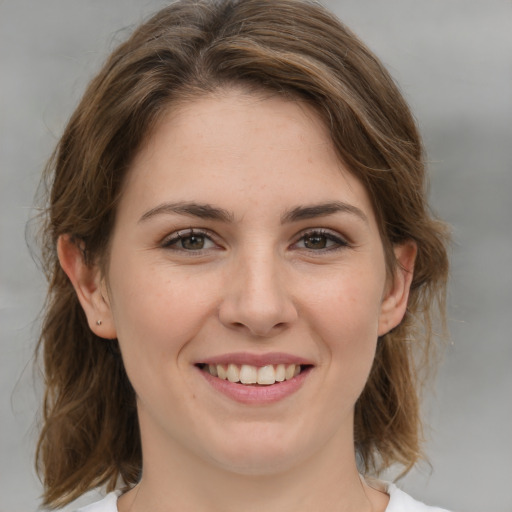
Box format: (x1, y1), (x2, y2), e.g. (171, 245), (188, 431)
(1, 1), (511, 511)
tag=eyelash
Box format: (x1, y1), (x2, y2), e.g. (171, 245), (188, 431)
(161, 228), (218, 252)
(292, 229), (350, 252)
(161, 228), (349, 254)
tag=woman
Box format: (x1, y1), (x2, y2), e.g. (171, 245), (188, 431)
(35, 0), (450, 511)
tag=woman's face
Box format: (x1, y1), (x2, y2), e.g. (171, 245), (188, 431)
(89, 90), (413, 475)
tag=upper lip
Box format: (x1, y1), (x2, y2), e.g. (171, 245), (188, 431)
(196, 352), (314, 367)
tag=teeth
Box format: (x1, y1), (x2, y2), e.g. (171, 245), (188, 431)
(204, 363), (303, 385)
(240, 364), (257, 384)
(227, 364), (239, 383)
(257, 365), (276, 385)
(217, 364), (227, 380)
(285, 364), (296, 380)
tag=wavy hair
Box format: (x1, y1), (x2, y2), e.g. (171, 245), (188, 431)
(35, 0), (449, 507)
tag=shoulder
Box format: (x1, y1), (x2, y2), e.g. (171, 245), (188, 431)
(385, 482), (452, 512)
(75, 492), (120, 512)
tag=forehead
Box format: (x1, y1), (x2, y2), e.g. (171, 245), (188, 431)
(119, 89), (376, 225)
(142, 89), (333, 165)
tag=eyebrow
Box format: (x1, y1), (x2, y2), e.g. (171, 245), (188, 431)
(138, 201), (234, 223)
(138, 200), (367, 224)
(280, 201), (368, 224)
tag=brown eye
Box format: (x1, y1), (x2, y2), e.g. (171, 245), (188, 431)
(180, 234), (206, 250)
(294, 230), (349, 251)
(303, 234), (328, 249)
(162, 230), (216, 251)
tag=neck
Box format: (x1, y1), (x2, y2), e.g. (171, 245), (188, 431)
(118, 422), (388, 512)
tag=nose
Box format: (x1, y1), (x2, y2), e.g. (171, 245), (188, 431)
(218, 249), (298, 337)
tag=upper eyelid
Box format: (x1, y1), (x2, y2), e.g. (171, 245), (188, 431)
(293, 227), (349, 243)
(288, 229), (352, 253)
(161, 228), (218, 246)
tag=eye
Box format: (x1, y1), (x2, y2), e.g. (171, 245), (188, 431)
(293, 230), (349, 251)
(162, 229), (217, 251)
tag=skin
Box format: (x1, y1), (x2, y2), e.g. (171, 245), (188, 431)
(59, 89), (416, 512)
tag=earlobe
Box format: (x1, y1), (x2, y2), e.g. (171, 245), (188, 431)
(378, 241), (417, 336)
(57, 235), (117, 339)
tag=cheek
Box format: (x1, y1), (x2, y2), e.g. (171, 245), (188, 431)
(304, 270), (384, 391)
(107, 260), (219, 366)
(307, 266), (384, 337)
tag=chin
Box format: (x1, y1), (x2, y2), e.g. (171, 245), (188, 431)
(199, 423), (318, 476)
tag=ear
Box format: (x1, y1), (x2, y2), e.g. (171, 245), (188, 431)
(378, 240), (417, 336)
(57, 234), (117, 339)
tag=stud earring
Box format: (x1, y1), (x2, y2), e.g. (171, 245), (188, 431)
(96, 320), (102, 326)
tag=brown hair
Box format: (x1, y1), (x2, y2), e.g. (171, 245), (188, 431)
(35, 0), (449, 508)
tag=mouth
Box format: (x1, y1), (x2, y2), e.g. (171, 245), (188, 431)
(196, 363), (312, 386)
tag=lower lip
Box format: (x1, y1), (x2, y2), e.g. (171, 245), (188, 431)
(197, 367), (311, 405)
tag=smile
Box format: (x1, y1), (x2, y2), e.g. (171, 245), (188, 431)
(197, 363), (305, 386)
(195, 353), (313, 404)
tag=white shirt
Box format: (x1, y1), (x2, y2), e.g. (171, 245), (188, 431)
(76, 482), (451, 512)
